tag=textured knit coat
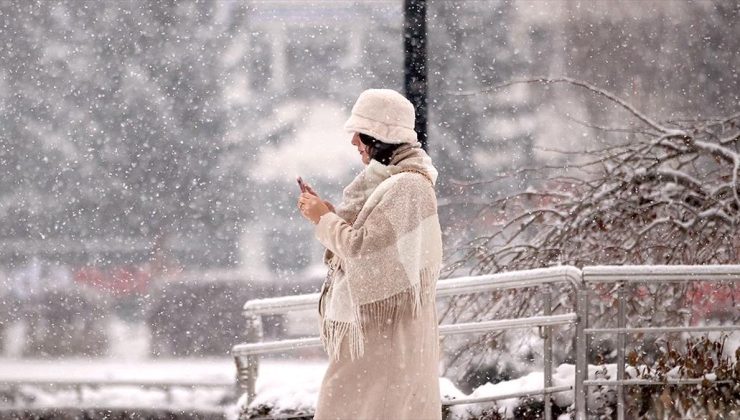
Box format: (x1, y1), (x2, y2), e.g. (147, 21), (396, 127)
(312, 145), (443, 420)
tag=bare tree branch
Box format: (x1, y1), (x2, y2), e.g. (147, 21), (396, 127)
(441, 80), (739, 380)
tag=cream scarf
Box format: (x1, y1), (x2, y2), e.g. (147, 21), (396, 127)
(317, 142), (443, 360)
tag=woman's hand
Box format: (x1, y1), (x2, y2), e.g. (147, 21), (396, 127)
(300, 182), (335, 213)
(298, 192), (331, 224)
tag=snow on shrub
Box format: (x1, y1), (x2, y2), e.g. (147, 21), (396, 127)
(440, 78), (740, 396)
(625, 335), (739, 419)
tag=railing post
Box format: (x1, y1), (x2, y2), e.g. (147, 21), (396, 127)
(574, 287), (588, 420)
(10, 385), (17, 407)
(616, 283), (626, 420)
(243, 313), (262, 404)
(76, 384), (83, 404)
(542, 285), (552, 420)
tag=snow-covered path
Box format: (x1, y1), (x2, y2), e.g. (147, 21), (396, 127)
(0, 356), (327, 384)
(0, 356), (328, 417)
(0, 357), (236, 384)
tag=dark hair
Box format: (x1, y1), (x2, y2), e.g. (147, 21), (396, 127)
(359, 133), (403, 165)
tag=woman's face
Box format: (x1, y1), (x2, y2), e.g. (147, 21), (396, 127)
(351, 132), (371, 165)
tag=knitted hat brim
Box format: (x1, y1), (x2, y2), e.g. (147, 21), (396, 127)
(344, 112), (418, 145)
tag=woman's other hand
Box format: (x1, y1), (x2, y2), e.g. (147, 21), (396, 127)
(298, 192), (331, 224)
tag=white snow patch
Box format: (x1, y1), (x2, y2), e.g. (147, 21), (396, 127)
(245, 358), (327, 414)
(439, 376), (467, 402)
(0, 358), (238, 411)
(3, 321), (26, 357)
(107, 318), (150, 360)
(251, 100), (360, 182)
(448, 370), (545, 419)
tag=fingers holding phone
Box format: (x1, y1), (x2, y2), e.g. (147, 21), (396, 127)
(304, 183), (319, 197)
(298, 192), (330, 224)
(297, 176), (334, 223)
(297, 176), (319, 196)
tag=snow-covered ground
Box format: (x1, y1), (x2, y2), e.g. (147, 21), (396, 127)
(240, 362), (586, 419)
(0, 357), (238, 384)
(1, 356), (569, 419)
(0, 356), (327, 419)
(5, 353), (736, 419)
(0, 357), (662, 419)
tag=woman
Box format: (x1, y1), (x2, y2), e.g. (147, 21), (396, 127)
(297, 88), (443, 420)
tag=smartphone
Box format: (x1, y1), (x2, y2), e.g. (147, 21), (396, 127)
(297, 176), (307, 193)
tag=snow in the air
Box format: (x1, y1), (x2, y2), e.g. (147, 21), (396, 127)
(1, 1), (738, 419)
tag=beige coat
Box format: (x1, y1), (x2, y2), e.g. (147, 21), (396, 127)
(312, 164), (443, 420)
(314, 286), (442, 420)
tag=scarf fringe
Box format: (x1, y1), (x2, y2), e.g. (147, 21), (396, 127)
(319, 264), (440, 361)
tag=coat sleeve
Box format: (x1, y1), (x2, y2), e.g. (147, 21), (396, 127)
(314, 176), (426, 261)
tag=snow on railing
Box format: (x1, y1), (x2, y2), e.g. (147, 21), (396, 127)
(233, 264), (740, 420)
(240, 265), (582, 314)
(234, 266), (583, 419)
(1, 378), (235, 406)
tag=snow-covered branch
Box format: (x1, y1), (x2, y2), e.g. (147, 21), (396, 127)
(440, 96), (740, 381)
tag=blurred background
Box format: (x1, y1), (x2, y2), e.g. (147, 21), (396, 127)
(0, 0), (737, 416)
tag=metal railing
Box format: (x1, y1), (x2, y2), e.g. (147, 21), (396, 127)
(232, 265), (740, 419)
(1, 378), (235, 406)
(233, 266), (582, 416)
(577, 265), (740, 420)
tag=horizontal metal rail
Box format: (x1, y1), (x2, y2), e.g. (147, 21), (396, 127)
(243, 266), (582, 315)
(1, 379), (234, 388)
(585, 325), (740, 334)
(441, 385), (573, 407)
(234, 337), (321, 355)
(233, 313), (578, 356)
(233, 264), (740, 420)
(440, 313), (577, 336)
(242, 292), (320, 316)
(582, 264), (740, 283)
(2, 378), (236, 406)
(584, 378), (735, 387)
(435, 266), (582, 296)
(0, 406), (230, 417)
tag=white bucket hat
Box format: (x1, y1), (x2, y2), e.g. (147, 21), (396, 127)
(343, 89), (418, 145)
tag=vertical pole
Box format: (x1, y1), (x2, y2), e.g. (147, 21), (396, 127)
(403, 0), (428, 151)
(244, 313), (263, 404)
(616, 284), (626, 420)
(543, 286), (553, 420)
(574, 288), (588, 420)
